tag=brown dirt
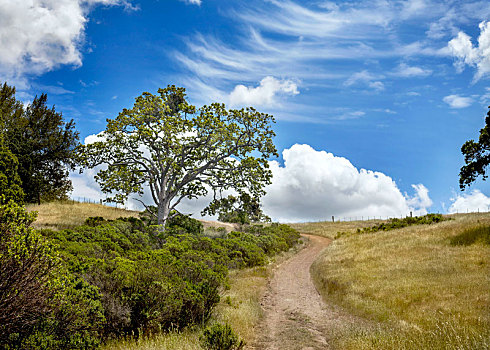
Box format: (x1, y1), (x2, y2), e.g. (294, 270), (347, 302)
(248, 234), (364, 350)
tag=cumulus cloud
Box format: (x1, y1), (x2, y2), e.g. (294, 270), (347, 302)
(71, 139), (433, 222)
(0, 0), (134, 81)
(443, 94), (474, 108)
(228, 76), (299, 107)
(448, 190), (490, 214)
(448, 21), (490, 81)
(392, 63), (432, 77)
(262, 144), (432, 222)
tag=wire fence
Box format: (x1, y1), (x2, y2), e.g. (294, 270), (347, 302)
(324, 208), (490, 223)
(66, 197), (490, 221)
(69, 197), (129, 210)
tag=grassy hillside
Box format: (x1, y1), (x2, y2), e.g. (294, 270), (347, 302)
(26, 200), (139, 230)
(294, 213), (490, 349)
(26, 201), (238, 233)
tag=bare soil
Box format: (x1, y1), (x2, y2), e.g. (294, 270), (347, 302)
(248, 234), (364, 350)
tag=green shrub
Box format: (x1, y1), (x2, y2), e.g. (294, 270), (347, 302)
(0, 201), (103, 349)
(200, 323), (245, 350)
(38, 215), (300, 342)
(450, 225), (490, 246)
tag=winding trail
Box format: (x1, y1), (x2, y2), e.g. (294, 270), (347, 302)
(248, 234), (361, 350)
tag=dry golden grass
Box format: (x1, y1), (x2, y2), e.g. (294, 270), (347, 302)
(212, 266), (269, 343)
(290, 219), (385, 239)
(26, 200), (139, 230)
(302, 213), (490, 349)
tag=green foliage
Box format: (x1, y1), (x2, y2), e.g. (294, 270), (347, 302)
(40, 217), (300, 341)
(0, 136), (24, 204)
(460, 106), (490, 189)
(450, 225), (490, 246)
(200, 323), (245, 350)
(1, 83), (79, 203)
(202, 193), (270, 224)
(79, 85), (277, 227)
(0, 201), (103, 349)
(336, 214), (448, 238)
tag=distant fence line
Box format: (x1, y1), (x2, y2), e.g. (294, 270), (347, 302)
(327, 208), (490, 223)
(67, 197), (490, 221)
(69, 197), (129, 210)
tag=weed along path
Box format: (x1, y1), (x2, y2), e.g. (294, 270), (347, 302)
(249, 234), (359, 350)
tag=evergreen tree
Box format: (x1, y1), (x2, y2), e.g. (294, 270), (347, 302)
(0, 136), (24, 204)
(0, 83), (79, 203)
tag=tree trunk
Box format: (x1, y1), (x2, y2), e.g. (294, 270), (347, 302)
(157, 200), (171, 231)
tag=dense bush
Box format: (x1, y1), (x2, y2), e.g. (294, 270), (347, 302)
(200, 323), (245, 350)
(39, 215), (300, 341)
(0, 201), (104, 349)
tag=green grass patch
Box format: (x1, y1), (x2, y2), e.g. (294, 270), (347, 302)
(450, 225), (490, 246)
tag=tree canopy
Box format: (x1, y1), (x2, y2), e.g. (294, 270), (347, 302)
(460, 106), (490, 190)
(0, 136), (24, 204)
(0, 83), (79, 203)
(79, 85), (277, 227)
(202, 193), (270, 224)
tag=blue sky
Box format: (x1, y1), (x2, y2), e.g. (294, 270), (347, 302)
(1, 0), (490, 220)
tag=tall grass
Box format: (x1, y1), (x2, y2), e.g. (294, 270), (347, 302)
(299, 213), (490, 349)
(102, 328), (202, 350)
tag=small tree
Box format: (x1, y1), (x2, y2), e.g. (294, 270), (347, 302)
(202, 193), (270, 224)
(79, 86), (277, 228)
(460, 106), (490, 189)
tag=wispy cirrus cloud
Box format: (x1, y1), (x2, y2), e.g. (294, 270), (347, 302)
(344, 70), (385, 91)
(391, 63), (432, 77)
(174, 0), (488, 121)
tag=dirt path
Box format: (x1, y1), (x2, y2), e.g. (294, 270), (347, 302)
(248, 234), (360, 350)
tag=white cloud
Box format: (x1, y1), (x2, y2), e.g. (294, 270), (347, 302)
(448, 21), (490, 81)
(448, 189), (490, 214)
(406, 184), (433, 215)
(181, 0), (201, 5)
(344, 70), (384, 91)
(262, 144), (432, 222)
(176, 0), (486, 109)
(443, 94), (474, 108)
(392, 63), (432, 77)
(229, 76), (299, 107)
(71, 139), (433, 222)
(0, 0), (134, 81)
(481, 87), (490, 104)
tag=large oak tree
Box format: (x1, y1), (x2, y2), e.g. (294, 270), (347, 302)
(79, 86), (277, 227)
